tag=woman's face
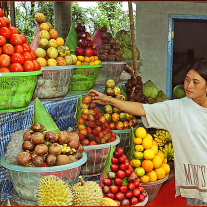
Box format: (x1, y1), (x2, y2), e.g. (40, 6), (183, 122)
(184, 69), (207, 100)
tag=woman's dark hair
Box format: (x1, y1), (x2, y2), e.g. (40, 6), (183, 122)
(188, 60), (207, 82)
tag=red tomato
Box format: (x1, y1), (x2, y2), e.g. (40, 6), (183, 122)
(19, 34), (27, 44)
(10, 34), (22, 45)
(3, 17), (11, 27)
(22, 52), (33, 61)
(10, 63), (23, 72)
(23, 60), (34, 72)
(2, 43), (14, 55)
(0, 17), (7, 28)
(33, 60), (41, 71)
(30, 49), (36, 60)
(11, 53), (25, 64)
(0, 27), (12, 39)
(0, 8), (4, 18)
(0, 35), (6, 46)
(0, 67), (10, 72)
(0, 47), (2, 55)
(0, 54), (10, 67)
(22, 42), (31, 52)
(14, 45), (24, 54)
(9, 26), (19, 34)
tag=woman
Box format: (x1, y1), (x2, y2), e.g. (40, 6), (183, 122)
(88, 61), (207, 205)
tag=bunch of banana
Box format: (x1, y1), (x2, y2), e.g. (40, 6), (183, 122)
(153, 129), (172, 147)
(159, 142), (174, 163)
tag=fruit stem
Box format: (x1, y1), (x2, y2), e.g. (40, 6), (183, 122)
(79, 176), (85, 186)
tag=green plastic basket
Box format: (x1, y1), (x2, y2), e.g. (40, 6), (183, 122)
(0, 70), (42, 113)
(68, 64), (102, 93)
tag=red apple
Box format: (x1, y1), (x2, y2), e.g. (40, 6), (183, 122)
(102, 185), (110, 194)
(116, 192), (125, 201)
(113, 151), (120, 158)
(124, 160), (130, 168)
(103, 178), (112, 186)
(106, 193), (115, 200)
(138, 186), (145, 193)
(108, 171), (116, 180)
(86, 39), (93, 47)
(75, 23), (85, 32)
(114, 178), (123, 186)
(128, 182), (135, 191)
(85, 47), (93, 57)
(110, 185), (119, 194)
(111, 164), (119, 172)
(125, 169), (131, 177)
(75, 47), (85, 56)
(116, 147), (124, 156)
(111, 157), (119, 164)
(118, 154), (126, 163)
(117, 170), (125, 179)
(131, 197), (139, 205)
(93, 48), (98, 56)
(119, 163), (127, 171)
(121, 199), (130, 206)
(138, 194), (145, 202)
(134, 178), (140, 187)
(125, 191), (133, 199)
(133, 188), (140, 197)
(77, 32), (87, 39)
(120, 185), (128, 193)
(78, 39), (88, 48)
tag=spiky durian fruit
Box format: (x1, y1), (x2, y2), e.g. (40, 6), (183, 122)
(72, 176), (103, 206)
(101, 197), (118, 206)
(37, 175), (73, 206)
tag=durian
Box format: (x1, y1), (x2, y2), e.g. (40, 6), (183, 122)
(72, 176), (103, 206)
(101, 197), (118, 206)
(37, 175), (73, 206)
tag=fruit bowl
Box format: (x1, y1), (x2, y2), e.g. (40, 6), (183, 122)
(0, 70), (42, 113)
(94, 62), (126, 87)
(141, 174), (169, 203)
(32, 65), (75, 100)
(0, 152), (87, 203)
(80, 135), (120, 176)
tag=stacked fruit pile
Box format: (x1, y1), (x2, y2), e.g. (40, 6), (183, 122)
(17, 122), (84, 167)
(153, 129), (174, 163)
(130, 127), (170, 183)
(0, 8), (41, 73)
(98, 27), (125, 62)
(34, 13), (77, 67)
(76, 94), (117, 146)
(103, 79), (138, 130)
(75, 23), (101, 65)
(101, 146), (147, 206)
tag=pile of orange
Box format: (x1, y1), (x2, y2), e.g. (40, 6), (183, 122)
(131, 127), (170, 183)
(76, 55), (101, 66)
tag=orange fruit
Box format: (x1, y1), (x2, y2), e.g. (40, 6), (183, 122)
(146, 170), (157, 182)
(133, 151), (144, 160)
(142, 160), (153, 173)
(157, 151), (165, 163)
(142, 137), (152, 149)
(40, 23), (50, 31)
(152, 155), (163, 169)
(56, 37), (64, 46)
(135, 145), (144, 152)
(89, 56), (95, 61)
(135, 127), (147, 139)
(94, 56), (99, 60)
(89, 60), (95, 65)
(145, 134), (153, 141)
(143, 149), (155, 160)
(46, 22), (52, 30)
(49, 29), (58, 39)
(151, 145), (158, 155)
(133, 138), (142, 145)
(140, 175), (150, 183)
(84, 56), (90, 62)
(161, 163), (170, 175)
(94, 59), (101, 65)
(155, 167), (166, 179)
(134, 167), (145, 177)
(152, 140), (158, 147)
(77, 56), (84, 62)
(130, 159), (141, 168)
(76, 60), (81, 65)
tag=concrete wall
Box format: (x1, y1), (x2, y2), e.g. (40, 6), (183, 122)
(136, 2), (207, 93)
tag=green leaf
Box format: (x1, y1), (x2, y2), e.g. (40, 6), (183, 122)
(119, 84), (128, 101)
(122, 177), (128, 186)
(128, 127), (136, 162)
(103, 144), (115, 178)
(65, 23), (78, 51)
(33, 98), (61, 135)
(74, 95), (83, 125)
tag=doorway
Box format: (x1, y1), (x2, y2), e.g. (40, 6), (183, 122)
(166, 15), (207, 98)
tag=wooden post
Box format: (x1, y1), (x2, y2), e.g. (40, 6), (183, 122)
(128, 2), (138, 77)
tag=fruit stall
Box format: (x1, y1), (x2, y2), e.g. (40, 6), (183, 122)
(0, 7), (188, 207)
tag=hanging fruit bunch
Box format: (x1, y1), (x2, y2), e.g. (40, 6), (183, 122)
(98, 27), (125, 62)
(34, 13), (77, 67)
(75, 94), (117, 146)
(153, 129), (174, 163)
(128, 127), (170, 183)
(0, 8), (41, 73)
(75, 23), (101, 65)
(103, 79), (138, 130)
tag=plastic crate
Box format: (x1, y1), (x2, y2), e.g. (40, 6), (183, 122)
(141, 174), (169, 203)
(0, 70), (42, 113)
(32, 66), (75, 100)
(80, 136), (120, 176)
(68, 64), (102, 93)
(94, 62), (126, 87)
(0, 152), (87, 203)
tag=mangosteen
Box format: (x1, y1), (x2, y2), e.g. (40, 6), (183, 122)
(45, 154), (57, 166)
(17, 152), (32, 166)
(108, 48), (115, 55)
(138, 81), (143, 86)
(106, 54), (115, 62)
(22, 141), (35, 151)
(107, 32), (112, 39)
(109, 38), (116, 44)
(111, 43), (119, 50)
(115, 56), (122, 62)
(131, 79), (137, 86)
(98, 48), (106, 55)
(48, 143), (62, 156)
(137, 76), (142, 81)
(31, 123), (44, 132)
(56, 155), (70, 166)
(98, 55), (106, 61)
(101, 31), (109, 39)
(23, 131), (32, 141)
(115, 50), (121, 57)
(57, 131), (70, 145)
(101, 26), (107, 32)
(102, 44), (111, 51)
(32, 156), (44, 167)
(31, 132), (44, 145)
(35, 144), (48, 156)
(44, 131), (58, 143)
(103, 38), (109, 44)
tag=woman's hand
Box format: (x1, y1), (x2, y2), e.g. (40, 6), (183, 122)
(87, 89), (111, 105)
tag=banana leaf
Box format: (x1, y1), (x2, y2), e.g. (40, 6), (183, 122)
(128, 127), (136, 162)
(65, 23), (78, 52)
(119, 84), (128, 101)
(74, 95), (83, 125)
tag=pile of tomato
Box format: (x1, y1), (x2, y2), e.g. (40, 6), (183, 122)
(0, 8), (41, 73)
